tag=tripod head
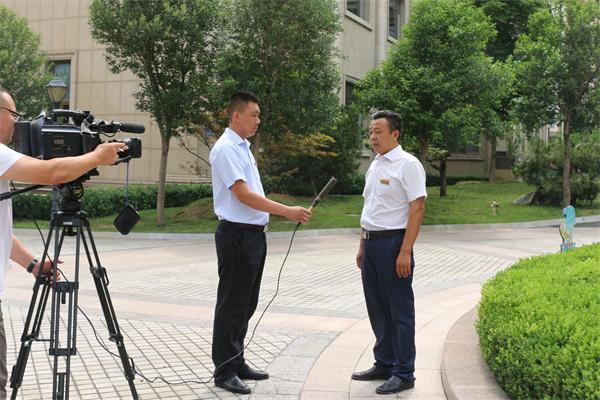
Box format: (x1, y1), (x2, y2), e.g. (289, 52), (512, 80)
(55, 180), (86, 214)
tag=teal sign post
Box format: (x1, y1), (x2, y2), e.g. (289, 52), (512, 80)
(559, 206), (576, 252)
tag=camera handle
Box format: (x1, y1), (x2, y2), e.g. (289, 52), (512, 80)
(0, 184), (46, 201)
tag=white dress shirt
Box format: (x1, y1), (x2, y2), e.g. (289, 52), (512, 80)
(360, 145), (427, 231)
(209, 128), (269, 225)
(0, 144), (25, 297)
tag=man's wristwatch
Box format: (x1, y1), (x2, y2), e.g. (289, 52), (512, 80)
(26, 258), (39, 274)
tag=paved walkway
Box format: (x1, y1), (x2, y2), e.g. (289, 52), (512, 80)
(4, 223), (599, 399)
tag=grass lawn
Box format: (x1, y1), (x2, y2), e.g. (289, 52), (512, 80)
(13, 181), (600, 233)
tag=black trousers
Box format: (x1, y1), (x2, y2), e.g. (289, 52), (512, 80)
(212, 221), (267, 381)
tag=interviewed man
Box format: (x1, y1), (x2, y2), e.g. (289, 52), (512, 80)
(352, 110), (426, 395)
(0, 89), (126, 398)
(210, 91), (311, 395)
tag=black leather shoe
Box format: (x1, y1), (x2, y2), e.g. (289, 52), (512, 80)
(215, 375), (251, 394)
(238, 364), (269, 380)
(375, 376), (415, 394)
(351, 365), (391, 381)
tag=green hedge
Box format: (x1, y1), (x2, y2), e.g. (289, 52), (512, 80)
(12, 183), (212, 220)
(477, 243), (600, 399)
(425, 175), (486, 187)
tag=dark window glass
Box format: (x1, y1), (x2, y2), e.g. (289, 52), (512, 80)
(345, 80), (357, 105)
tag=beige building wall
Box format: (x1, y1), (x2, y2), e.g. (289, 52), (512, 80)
(338, 0), (411, 171)
(8, 0), (507, 186)
(1, 0), (209, 186)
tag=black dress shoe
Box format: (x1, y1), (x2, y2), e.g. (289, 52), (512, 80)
(375, 376), (415, 394)
(351, 365), (391, 381)
(238, 364), (269, 380)
(215, 375), (251, 394)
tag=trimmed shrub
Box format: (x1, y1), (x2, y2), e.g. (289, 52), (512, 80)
(425, 175), (486, 187)
(12, 183), (212, 220)
(477, 243), (600, 399)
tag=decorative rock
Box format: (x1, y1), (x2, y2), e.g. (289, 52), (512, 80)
(512, 191), (536, 205)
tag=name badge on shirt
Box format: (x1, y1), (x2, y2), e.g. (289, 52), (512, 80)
(379, 178), (390, 185)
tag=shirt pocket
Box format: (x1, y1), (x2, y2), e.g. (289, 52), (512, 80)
(375, 177), (393, 195)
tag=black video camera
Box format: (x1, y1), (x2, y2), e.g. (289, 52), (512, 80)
(11, 109), (143, 165)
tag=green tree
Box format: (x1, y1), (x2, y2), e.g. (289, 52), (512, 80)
(474, 0), (544, 181)
(513, 0), (600, 207)
(475, 0), (546, 62)
(0, 5), (50, 117)
(357, 0), (506, 196)
(216, 0), (343, 193)
(89, 0), (223, 226)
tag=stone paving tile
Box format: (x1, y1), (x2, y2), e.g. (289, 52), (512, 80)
(5, 305), (293, 399)
(7, 226), (598, 399)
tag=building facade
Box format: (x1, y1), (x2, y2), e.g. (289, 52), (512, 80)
(1, 0), (511, 185)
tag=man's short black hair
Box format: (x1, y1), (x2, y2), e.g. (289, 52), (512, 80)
(228, 90), (259, 121)
(372, 110), (402, 133)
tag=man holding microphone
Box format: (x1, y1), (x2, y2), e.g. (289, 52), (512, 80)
(210, 91), (311, 394)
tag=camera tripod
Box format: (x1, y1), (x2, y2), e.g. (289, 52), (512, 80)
(9, 186), (138, 400)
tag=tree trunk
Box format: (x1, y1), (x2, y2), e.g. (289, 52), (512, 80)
(252, 131), (262, 162)
(562, 119), (571, 207)
(440, 158), (447, 197)
(157, 134), (171, 227)
(489, 136), (497, 182)
(418, 139), (428, 165)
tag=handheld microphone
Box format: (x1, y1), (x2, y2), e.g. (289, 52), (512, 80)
(296, 176), (337, 228)
(309, 176), (338, 210)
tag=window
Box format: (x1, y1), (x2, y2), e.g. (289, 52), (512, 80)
(347, 0), (369, 21)
(51, 60), (72, 109)
(345, 80), (357, 105)
(451, 142), (480, 156)
(389, 0), (406, 39)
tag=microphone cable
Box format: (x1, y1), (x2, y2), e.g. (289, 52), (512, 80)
(13, 177), (336, 387)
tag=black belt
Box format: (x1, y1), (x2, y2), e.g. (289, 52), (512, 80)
(362, 229), (405, 240)
(222, 220), (269, 233)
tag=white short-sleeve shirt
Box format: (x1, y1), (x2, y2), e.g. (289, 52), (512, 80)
(209, 128), (269, 225)
(0, 143), (25, 297)
(360, 145), (427, 231)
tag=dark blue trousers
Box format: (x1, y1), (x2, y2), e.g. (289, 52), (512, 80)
(361, 232), (415, 381)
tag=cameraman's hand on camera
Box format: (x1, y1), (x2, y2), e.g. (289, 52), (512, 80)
(32, 258), (62, 283)
(94, 142), (128, 165)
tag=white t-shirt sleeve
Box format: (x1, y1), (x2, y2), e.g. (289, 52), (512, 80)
(213, 143), (247, 190)
(400, 159), (427, 202)
(0, 144), (24, 177)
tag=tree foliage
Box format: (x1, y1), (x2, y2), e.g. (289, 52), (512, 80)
(216, 0), (346, 193)
(356, 0), (507, 196)
(512, 0), (600, 207)
(474, 0), (544, 181)
(513, 132), (600, 205)
(0, 5), (50, 117)
(475, 0), (546, 62)
(89, 0), (223, 226)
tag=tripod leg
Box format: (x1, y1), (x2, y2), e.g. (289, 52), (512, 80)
(10, 220), (61, 399)
(50, 221), (87, 400)
(82, 222), (139, 400)
(9, 275), (51, 400)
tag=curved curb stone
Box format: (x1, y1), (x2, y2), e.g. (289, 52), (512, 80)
(442, 307), (510, 400)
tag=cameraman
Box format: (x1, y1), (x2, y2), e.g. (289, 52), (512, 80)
(0, 90), (126, 398)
